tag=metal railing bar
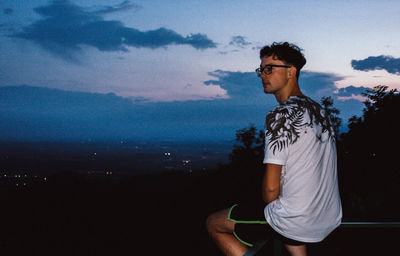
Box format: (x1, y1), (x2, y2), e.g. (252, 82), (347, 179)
(340, 222), (400, 228)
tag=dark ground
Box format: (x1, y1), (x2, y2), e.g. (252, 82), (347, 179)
(1, 170), (399, 256)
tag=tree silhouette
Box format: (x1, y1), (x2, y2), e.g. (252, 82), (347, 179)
(211, 124), (265, 202)
(339, 85), (400, 220)
(321, 96), (341, 139)
(229, 124), (264, 166)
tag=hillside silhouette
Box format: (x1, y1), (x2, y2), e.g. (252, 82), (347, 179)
(1, 86), (399, 255)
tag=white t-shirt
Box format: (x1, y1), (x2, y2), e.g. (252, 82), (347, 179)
(263, 95), (342, 243)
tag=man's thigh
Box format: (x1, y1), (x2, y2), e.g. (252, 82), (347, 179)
(229, 202), (308, 247)
(228, 202), (270, 247)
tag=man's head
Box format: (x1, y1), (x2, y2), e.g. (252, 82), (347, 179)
(259, 42), (306, 79)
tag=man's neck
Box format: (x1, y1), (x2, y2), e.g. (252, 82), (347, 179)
(274, 82), (303, 104)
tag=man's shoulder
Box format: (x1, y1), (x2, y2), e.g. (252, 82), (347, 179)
(286, 95), (321, 110)
(266, 96), (316, 121)
(265, 95), (333, 136)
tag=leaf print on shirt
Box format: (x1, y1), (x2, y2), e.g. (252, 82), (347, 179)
(265, 96), (334, 154)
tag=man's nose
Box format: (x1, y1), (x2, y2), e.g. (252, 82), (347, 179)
(260, 72), (268, 79)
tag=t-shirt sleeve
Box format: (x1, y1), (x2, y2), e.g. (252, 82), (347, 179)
(263, 107), (292, 165)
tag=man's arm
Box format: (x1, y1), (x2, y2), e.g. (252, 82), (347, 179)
(262, 163), (282, 203)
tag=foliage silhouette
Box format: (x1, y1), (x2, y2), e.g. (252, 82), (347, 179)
(321, 96), (341, 139)
(338, 85), (400, 220)
(229, 124), (264, 166)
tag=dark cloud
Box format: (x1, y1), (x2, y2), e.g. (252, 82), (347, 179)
(205, 70), (358, 103)
(299, 71), (344, 98)
(0, 85), (266, 142)
(351, 55), (400, 75)
(335, 86), (368, 97)
(1, 70), (368, 141)
(229, 35), (251, 48)
(89, 0), (142, 15)
(217, 49), (239, 55)
(205, 70), (366, 130)
(206, 70), (349, 102)
(3, 8), (13, 15)
(10, 0), (216, 60)
(217, 36), (252, 54)
(298, 72), (367, 124)
(205, 70), (262, 100)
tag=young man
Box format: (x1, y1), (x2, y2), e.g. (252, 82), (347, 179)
(206, 42), (342, 256)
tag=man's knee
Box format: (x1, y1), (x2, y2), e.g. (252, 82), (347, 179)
(206, 212), (218, 234)
(205, 208), (233, 235)
(284, 244), (307, 256)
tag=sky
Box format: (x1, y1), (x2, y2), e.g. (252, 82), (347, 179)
(1, 0), (400, 142)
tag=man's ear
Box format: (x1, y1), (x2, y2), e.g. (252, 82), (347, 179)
(288, 66), (297, 79)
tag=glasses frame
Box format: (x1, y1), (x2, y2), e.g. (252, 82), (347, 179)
(255, 64), (292, 77)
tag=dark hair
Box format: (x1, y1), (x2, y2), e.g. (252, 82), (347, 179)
(259, 42), (306, 79)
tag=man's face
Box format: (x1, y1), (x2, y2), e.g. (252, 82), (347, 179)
(259, 56), (291, 95)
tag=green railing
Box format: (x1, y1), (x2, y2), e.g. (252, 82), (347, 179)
(243, 222), (400, 256)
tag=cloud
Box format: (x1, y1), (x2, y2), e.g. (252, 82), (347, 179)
(337, 94), (367, 102)
(299, 71), (344, 98)
(218, 49), (239, 55)
(229, 35), (251, 48)
(334, 85), (367, 97)
(0, 85), (267, 142)
(205, 70), (262, 100)
(351, 55), (400, 75)
(10, 0), (216, 60)
(205, 70), (360, 103)
(1, 70), (369, 142)
(217, 35), (253, 55)
(89, 0), (142, 15)
(334, 85), (368, 102)
(205, 70), (367, 129)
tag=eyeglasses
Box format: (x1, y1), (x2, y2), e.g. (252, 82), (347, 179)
(255, 64), (291, 77)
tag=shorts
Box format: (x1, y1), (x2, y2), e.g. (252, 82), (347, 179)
(228, 201), (307, 247)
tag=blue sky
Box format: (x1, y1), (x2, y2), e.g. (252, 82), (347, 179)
(1, 0), (400, 141)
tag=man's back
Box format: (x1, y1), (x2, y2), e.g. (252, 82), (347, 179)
(263, 95), (342, 243)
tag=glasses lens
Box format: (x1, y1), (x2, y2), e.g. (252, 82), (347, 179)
(265, 65), (273, 74)
(256, 65), (273, 76)
(256, 68), (262, 77)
